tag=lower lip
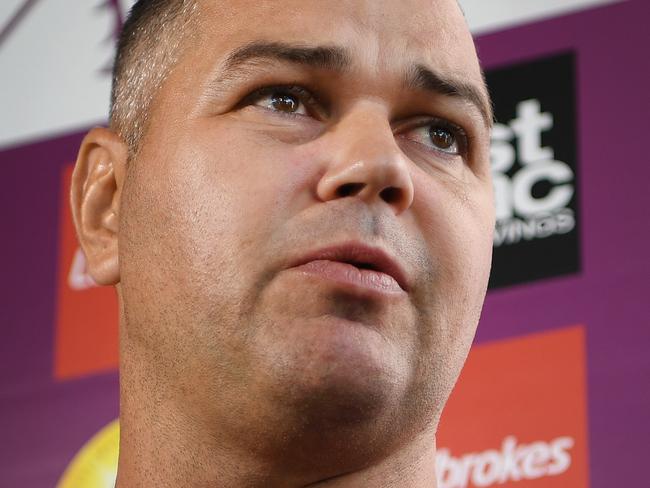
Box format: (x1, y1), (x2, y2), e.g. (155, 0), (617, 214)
(292, 260), (405, 295)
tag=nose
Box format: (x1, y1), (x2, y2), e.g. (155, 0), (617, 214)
(315, 105), (414, 215)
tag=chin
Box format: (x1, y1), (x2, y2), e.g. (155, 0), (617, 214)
(252, 316), (425, 478)
(260, 313), (410, 428)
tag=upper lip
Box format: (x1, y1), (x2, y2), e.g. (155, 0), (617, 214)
(288, 242), (411, 292)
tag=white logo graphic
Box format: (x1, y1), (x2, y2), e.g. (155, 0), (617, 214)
(491, 99), (576, 247)
(68, 247), (97, 291)
(436, 435), (574, 488)
(0, 0), (136, 150)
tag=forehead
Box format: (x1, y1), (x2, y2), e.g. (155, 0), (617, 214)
(193, 0), (481, 84)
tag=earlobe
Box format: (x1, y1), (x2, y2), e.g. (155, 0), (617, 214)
(70, 127), (128, 286)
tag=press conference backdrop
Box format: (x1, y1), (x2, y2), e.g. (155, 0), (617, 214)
(2, 0), (648, 486)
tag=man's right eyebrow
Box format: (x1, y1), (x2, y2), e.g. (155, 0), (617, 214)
(202, 41), (351, 99)
(222, 41), (351, 72)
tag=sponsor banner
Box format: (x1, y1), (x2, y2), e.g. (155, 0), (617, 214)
(486, 52), (580, 289)
(437, 325), (589, 488)
(55, 164), (118, 379)
(54, 325), (588, 487)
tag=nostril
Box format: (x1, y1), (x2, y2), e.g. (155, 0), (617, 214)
(336, 183), (365, 198)
(380, 187), (402, 204)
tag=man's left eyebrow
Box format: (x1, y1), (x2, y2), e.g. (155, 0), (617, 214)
(406, 64), (493, 129)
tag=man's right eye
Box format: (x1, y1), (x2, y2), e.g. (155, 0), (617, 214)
(244, 86), (317, 117)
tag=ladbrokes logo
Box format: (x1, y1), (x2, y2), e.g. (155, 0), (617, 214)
(437, 435), (574, 487)
(486, 52), (580, 288)
(437, 325), (589, 487)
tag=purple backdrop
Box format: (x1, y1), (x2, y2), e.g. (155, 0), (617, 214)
(475, 2), (650, 485)
(1, 1), (648, 486)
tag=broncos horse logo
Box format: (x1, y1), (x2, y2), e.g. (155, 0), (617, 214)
(0, 0), (130, 71)
(0, 0), (136, 149)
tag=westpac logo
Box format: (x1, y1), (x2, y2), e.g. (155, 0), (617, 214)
(437, 325), (589, 487)
(491, 99), (575, 246)
(486, 52), (580, 289)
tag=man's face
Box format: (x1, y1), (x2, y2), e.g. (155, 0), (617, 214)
(118, 0), (494, 469)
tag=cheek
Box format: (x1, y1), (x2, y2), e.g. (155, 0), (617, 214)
(413, 175), (494, 297)
(121, 122), (322, 297)
(189, 120), (321, 217)
(409, 176), (494, 388)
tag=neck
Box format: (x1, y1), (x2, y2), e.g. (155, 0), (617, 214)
(115, 332), (441, 487)
(115, 396), (439, 488)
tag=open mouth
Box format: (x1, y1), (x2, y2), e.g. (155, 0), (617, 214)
(346, 261), (377, 270)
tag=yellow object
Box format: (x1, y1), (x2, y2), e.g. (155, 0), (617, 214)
(57, 419), (119, 488)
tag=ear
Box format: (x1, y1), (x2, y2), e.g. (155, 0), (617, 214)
(70, 127), (128, 286)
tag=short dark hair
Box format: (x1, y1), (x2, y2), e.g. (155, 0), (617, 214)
(110, 0), (197, 154)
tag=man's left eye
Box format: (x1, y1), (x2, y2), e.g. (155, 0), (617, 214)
(402, 122), (466, 156)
